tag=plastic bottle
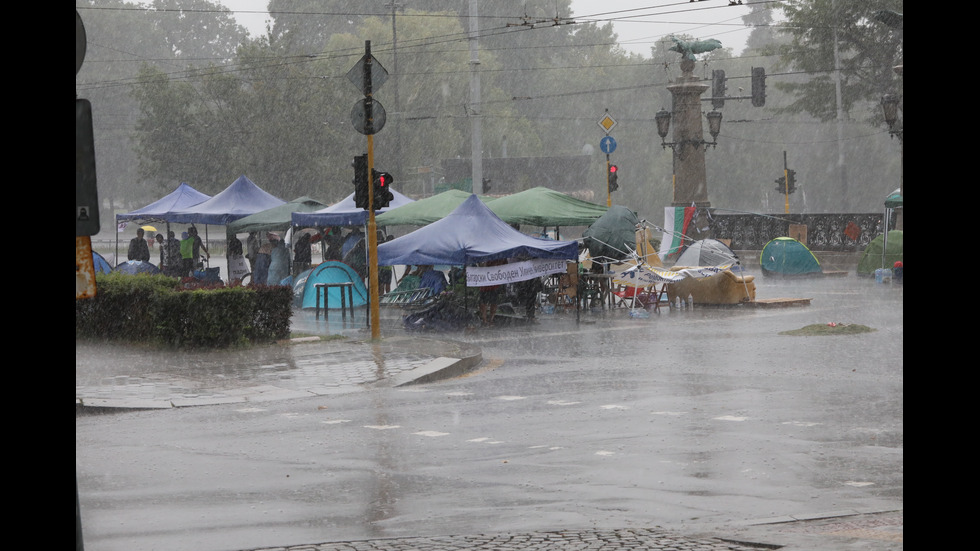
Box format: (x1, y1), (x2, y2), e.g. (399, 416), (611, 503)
(687, 294), (694, 309)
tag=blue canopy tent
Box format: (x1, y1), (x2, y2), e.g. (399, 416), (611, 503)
(377, 194), (578, 267)
(169, 175), (285, 225)
(116, 182), (211, 224)
(291, 188), (414, 228)
(114, 182), (212, 263)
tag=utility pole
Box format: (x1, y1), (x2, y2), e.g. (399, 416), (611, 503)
(468, 0), (483, 194)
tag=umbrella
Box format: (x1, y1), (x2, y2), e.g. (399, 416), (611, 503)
(674, 238), (739, 267)
(113, 260), (161, 275)
(140, 225), (158, 233)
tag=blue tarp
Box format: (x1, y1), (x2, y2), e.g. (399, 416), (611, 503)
(170, 175), (285, 225)
(116, 182), (211, 222)
(294, 261), (369, 310)
(377, 194), (579, 267)
(291, 188), (415, 228)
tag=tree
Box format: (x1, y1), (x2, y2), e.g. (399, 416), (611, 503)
(765, 0), (903, 124)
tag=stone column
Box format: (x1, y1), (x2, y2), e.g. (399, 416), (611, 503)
(667, 58), (710, 208)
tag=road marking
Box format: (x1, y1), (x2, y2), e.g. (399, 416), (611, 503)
(414, 431), (450, 437)
(364, 425), (401, 430)
(547, 400), (581, 406)
(714, 415), (749, 421)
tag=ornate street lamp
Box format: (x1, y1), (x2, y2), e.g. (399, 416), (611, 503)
(880, 93), (903, 142)
(655, 108), (723, 150)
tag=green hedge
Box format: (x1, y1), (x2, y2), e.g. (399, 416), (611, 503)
(75, 273), (293, 347)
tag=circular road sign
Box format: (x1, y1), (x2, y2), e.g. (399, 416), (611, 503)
(600, 135), (617, 154)
(351, 98), (386, 135)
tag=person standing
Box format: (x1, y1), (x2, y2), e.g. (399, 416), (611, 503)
(164, 231), (182, 277)
(267, 235), (291, 285)
(154, 233), (165, 269)
(246, 232), (260, 273)
(293, 232), (312, 275)
(179, 231), (194, 276)
(187, 226), (209, 270)
(128, 228), (150, 262)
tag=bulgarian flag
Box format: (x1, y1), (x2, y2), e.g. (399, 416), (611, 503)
(658, 206), (696, 259)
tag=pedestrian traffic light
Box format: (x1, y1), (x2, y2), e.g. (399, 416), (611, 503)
(751, 67), (766, 107)
(372, 169), (394, 208)
(608, 164), (619, 193)
(352, 154), (369, 209)
(711, 69), (726, 109)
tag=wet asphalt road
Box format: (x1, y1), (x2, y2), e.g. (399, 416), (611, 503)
(76, 275), (902, 551)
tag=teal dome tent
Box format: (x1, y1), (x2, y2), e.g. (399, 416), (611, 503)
(760, 237), (822, 277)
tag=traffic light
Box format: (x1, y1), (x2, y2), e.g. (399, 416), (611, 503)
(372, 169), (394, 208)
(608, 164), (619, 193)
(774, 169), (797, 194)
(352, 154), (369, 209)
(711, 69), (726, 109)
(751, 67), (766, 107)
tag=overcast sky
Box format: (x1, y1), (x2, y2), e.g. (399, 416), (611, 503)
(219, 1), (754, 57)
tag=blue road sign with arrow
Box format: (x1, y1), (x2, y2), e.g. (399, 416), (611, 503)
(600, 135), (617, 154)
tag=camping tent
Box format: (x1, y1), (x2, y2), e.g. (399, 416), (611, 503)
(92, 251), (113, 274)
(857, 230), (903, 275)
(486, 186), (608, 228)
(760, 237), (822, 277)
(226, 196), (327, 234)
(675, 238), (740, 268)
(583, 206), (641, 261)
(377, 194), (578, 267)
(375, 189), (494, 227)
(116, 182), (211, 223)
(294, 261), (369, 310)
(291, 188), (414, 228)
(169, 175), (285, 225)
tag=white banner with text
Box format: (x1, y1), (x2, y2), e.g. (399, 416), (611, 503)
(466, 258), (568, 287)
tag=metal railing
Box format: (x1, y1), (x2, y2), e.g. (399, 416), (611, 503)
(708, 211), (894, 251)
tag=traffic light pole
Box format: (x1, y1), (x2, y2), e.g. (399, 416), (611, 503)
(362, 42), (381, 340)
(606, 155), (611, 207)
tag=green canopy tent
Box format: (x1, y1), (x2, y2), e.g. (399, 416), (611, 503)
(884, 188), (903, 208)
(857, 230), (903, 276)
(226, 196), (327, 234)
(375, 189), (494, 227)
(486, 187), (608, 236)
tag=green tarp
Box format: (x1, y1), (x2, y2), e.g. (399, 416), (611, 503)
(486, 187), (608, 228)
(226, 196), (327, 234)
(375, 190), (494, 227)
(857, 230), (903, 275)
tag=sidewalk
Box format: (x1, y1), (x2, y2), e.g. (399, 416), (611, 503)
(75, 308), (482, 411)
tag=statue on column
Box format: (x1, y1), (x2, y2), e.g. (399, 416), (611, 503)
(668, 36), (723, 61)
